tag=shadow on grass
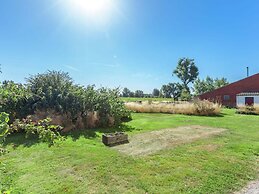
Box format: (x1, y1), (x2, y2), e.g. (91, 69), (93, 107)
(132, 111), (226, 117)
(3, 124), (140, 148)
(194, 113), (226, 117)
(63, 124), (139, 142)
(3, 132), (40, 148)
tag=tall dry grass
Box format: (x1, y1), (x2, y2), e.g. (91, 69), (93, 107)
(125, 100), (221, 116)
(236, 104), (259, 115)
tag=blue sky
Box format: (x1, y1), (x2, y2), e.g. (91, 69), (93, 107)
(1, 0), (259, 93)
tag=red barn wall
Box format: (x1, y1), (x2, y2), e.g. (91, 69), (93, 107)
(199, 73), (259, 107)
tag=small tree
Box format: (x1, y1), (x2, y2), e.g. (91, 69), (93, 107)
(180, 88), (192, 101)
(134, 90), (144, 98)
(122, 87), (131, 97)
(129, 91), (135, 97)
(169, 83), (183, 101)
(160, 83), (182, 100)
(152, 88), (160, 97)
(173, 58), (199, 93)
(160, 84), (171, 98)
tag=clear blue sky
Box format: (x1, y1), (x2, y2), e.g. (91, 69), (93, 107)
(1, 0), (259, 93)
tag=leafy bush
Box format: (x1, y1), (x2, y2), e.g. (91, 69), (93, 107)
(26, 71), (130, 128)
(10, 116), (64, 146)
(0, 111), (63, 147)
(0, 81), (34, 121)
(0, 112), (9, 144)
(26, 71), (78, 114)
(0, 112), (10, 155)
(0, 70), (130, 132)
(95, 88), (131, 126)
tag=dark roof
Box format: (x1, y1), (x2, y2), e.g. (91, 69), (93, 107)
(237, 92), (259, 96)
(199, 73), (259, 97)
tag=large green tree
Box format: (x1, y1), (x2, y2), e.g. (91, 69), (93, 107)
(173, 58), (199, 92)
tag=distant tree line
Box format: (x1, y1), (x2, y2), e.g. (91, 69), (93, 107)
(121, 57), (229, 101)
(121, 88), (151, 98)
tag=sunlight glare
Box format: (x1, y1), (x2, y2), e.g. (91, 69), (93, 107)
(68, 0), (116, 25)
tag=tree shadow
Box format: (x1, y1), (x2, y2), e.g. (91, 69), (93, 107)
(3, 132), (40, 148)
(184, 112), (226, 117)
(2, 123), (140, 147)
(202, 113), (225, 117)
(63, 124), (140, 142)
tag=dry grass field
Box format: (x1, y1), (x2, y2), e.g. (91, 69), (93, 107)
(125, 100), (221, 116)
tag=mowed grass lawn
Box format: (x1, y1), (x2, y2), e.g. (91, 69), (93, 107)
(1, 109), (259, 193)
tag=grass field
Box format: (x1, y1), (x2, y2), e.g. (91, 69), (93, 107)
(120, 97), (174, 102)
(1, 109), (259, 193)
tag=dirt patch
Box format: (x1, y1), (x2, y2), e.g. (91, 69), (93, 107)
(113, 125), (226, 156)
(235, 180), (259, 194)
(235, 157), (259, 194)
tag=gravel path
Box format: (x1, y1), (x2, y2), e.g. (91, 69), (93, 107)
(236, 180), (259, 194)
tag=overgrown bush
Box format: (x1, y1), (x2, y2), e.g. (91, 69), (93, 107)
(95, 88), (131, 127)
(10, 116), (64, 146)
(0, 112), (63, 148)
(26, 71), (130, 128)
(0, 81), (34, 121)
(26, 71), (82, 115)
(0, 70), (131, 132)
(0, 112), (9, 155)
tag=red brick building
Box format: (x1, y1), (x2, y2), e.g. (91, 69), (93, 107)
(199, 73), (259, 107)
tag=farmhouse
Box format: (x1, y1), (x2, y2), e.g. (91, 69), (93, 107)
(199, 73), (259, 107)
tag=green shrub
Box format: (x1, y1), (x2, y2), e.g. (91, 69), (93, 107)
(26, 70), (130, 128)
(0, 81), (34, 121)
(0, 70), (131, 131)
(26, 71), (75, 113)
(95, 88), (131, 126)
(0, 112), (10, 155)
(10, 116), (64, 146)
(0, 112), (63, 147)
(0, 112), (9, 144)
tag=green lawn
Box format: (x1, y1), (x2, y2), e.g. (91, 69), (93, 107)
(120, 97), (174, 102)
(1, 109), (259, 193)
